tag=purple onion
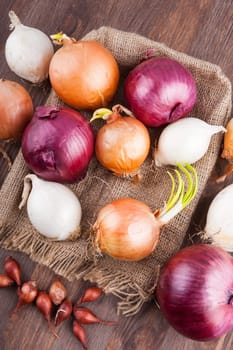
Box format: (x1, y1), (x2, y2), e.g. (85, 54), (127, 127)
(124, 57), (197, 127)
(156, 244), (233, 341)
(22, 106), (94, 183)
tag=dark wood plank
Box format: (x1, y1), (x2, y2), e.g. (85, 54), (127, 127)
(0, 0), (232, 349)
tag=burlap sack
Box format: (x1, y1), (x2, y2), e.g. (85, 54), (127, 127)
(0, 27), (232, 316)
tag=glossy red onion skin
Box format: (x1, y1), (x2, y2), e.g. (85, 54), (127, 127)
(21, 106), (94, 183)
(156, 244), (233, 341)
(124, 57), (197, 127)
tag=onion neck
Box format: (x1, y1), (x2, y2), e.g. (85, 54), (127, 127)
(8, 11), (21, 30)
(50, 32), (76, 45)
(90, 104), (134, 124)
(35, 106), (60, 119)
(18, 174), (40, 209)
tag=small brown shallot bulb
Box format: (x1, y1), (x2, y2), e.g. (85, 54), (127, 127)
(73, 306), (117, 326)
(36, 291), (53, 328)
(0, 274), (14, 287)
(11, 281), (38, 316)
(72, 320), (88, 350)
(49, 277), (67, 305)
(77, 286), (103, 305)
(4, 256), (21, 286)
(54, 299), (72, 327)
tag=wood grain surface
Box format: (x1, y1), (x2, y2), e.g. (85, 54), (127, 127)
(0, 1), (232, 349)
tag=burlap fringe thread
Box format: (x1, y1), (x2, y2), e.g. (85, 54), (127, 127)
(0, 27), (232, 316)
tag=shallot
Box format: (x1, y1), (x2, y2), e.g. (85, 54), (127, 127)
(49, 278), (67, 305)
(5, 11), (54, 83)
(11, 281), (37, 315)
(154, 117), (225, 166)
(19, 174), (82, 241)
(73, 320), (87, 350)
(36, 291), (53, 329)
(77, 286), (103, 305)
(4, 256), (21, 286)
(73, 306), (117, 326)
(54, 299), (73, 327)
(0, 274), (14, 287)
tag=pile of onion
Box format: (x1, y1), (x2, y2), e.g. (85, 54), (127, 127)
(0, 78), (33, 168)
(49, 33), (120, 110)
(21, 106), (94, 183)
(124, 56), (197, 127)
(91, 104), (150, 179)
(156, 244), (233, 341)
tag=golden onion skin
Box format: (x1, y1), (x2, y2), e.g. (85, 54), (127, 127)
(93, 198), (161, 261)
(49, 40), (120, 110)
(0, 79), (33, 140)
(95, 114), (150, 176)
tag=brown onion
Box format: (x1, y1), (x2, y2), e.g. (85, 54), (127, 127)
(91, 105), (150, 178)
(216, 118), (233, 183)
(93, 164), (198, 261)
(0, 79), (33, 140)
(49, 33), (120, 110)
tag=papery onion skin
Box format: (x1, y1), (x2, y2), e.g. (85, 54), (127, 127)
(124, 57), (197, 127)
(5, 11), (54, 83)
(93, 198), (161, 261)
(49, 37), (120, 110)
(94, 109), (150, 176)
(156, 244), (233, 341)
(21, 106), (94, 183)
(19, 174), (82, 240)
(154, 117), (226, 166)
(0, 79), (33, 140)
(204, 184), (233, 251)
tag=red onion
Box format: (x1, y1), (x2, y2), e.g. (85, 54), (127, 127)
(156, 244), (233, 341)
(21, 106), (94, 183)
(124, 57), (197, 127)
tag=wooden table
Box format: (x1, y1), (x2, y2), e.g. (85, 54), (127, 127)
(0, 1), (232, 349)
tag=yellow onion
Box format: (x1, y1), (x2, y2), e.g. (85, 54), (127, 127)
(0, 78), (33, 168)
(91, 105), (150, 178)
(93, 163), (198, 261)
(0, 79), (33, 140)
(49, 33), (120, 110)
(216, 118), (233, 183)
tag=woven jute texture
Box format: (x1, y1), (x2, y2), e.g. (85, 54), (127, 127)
(0, 27), (232, 316)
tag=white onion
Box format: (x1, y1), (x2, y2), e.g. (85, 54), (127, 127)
(204, 184), (233, 251)
(154, 117), (226, 166)
(19, 174), (82, 240)
(5, 11), (54, 83)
